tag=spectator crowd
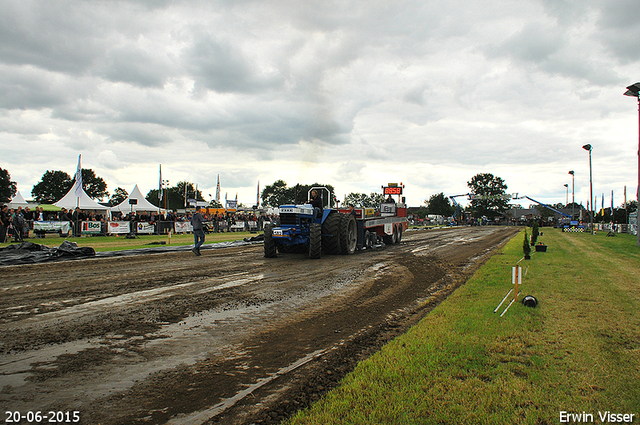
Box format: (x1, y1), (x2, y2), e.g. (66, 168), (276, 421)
(0, 203), (277, 242)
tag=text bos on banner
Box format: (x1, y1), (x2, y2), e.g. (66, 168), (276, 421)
(136, 222), (155, 234)
(108, 221), (131, 234)
(81, 221), (102, 235)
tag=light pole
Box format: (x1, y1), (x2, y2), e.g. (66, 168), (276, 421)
(623, 82), (640, 247)
(582, 145), (593, 233)
(162, 179), (170, 210)
(564, 184), (568, 207)
(568, 170), (575, 220)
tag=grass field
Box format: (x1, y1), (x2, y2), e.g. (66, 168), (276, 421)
(286, 227), (640, 425)
(0, 231), (257, 252)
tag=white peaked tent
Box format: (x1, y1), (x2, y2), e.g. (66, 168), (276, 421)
(110, 185), (161, 214)
(8, 191), (29, 208)
(54, 186), (109, 211)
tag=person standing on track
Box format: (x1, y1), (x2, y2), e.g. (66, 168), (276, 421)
(190, 206), (205, 256)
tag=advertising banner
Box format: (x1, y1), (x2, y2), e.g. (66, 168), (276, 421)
(136, 222), (155, 234)
(230, 222), (246, 231)
(33, 221), (71, 233)
(174, 222), (193, 233)
(108, 221), (131, 234)
(81, 221), (102, 235)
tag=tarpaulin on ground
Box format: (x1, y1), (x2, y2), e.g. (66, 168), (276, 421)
(0, 241), (96, 266)
(95, 240), (260, 258)
(0, 239), (265, 265)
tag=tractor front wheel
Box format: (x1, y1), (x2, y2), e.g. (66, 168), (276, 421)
(309, 223), (322, 259)
(264, 224), (277, 258)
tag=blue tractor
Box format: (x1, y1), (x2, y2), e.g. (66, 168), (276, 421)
(263, 187), (357, 259)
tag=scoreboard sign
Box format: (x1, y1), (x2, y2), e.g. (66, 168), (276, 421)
(383, 184), (403, 196)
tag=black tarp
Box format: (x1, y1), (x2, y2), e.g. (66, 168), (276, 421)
(94, 240), (259, 258)
(1, 239), (264, 266)
(0, 241), (96, 266)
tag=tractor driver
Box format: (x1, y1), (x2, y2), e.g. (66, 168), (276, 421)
(307, 190), (323, 220)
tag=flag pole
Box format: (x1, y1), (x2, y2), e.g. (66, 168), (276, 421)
(75, 154), (82, 236)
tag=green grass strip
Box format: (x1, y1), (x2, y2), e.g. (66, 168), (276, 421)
(0, 232), (257, 252)
(287, 228), (640, 424)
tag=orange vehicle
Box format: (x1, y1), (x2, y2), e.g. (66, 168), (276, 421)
(337, 183), (408, 249)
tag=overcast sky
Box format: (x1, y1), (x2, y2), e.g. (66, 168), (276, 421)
(2, 0), (639, 208)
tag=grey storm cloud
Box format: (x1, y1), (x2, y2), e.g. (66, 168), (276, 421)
(0, 0), (638, 206)
(185, 33), (286, 94)
(0, 65), (71, 110)
(0, 1), (106, 74)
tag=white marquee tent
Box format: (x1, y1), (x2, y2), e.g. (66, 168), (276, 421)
(110, 185), (162, 214)
(54, 186), (109, 211)
(7, 191), (29, 209)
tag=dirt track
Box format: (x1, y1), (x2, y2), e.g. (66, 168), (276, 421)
(0, 226), (518, 424)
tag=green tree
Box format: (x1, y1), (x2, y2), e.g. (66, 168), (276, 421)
(32, 170), (73, 203)
(467, 173), (509, 220)
(109, 187), (129, 206)
(147, 181), (203, 210)
(32, 169), (109, 203)
(262, 181), (296, 207)
(425, 192), (455, 216)
(344, 192), (385, 208)
(408, 206), (429, 219)
(523, 230), (531, 258)
(177, 181), (203, 207)
(531, 221), (539, 245)
(537, 206), (556, 222)
(146, 189), (162, 208)
(261, 181), (337, 208)
(613, 201), (637, 223)
(79, 169), (109, 200)
(0, 168), (17, 203)
(296, 183), (336, 206)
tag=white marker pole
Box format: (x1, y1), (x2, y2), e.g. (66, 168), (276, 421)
(494, 289), (514, 313)
(501, 292), (521, 317)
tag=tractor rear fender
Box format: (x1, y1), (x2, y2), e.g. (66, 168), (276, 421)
(319, 209), (334, 224)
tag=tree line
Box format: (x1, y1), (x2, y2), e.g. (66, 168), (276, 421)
(1, 167), (112, 204)
(2, 167), (636, 221)
(0, 167), (207, 210)
(0, 169), (521, 218)
(259, 180), (388, 208)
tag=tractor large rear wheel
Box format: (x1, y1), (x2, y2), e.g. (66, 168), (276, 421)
(264, 224), (277, 258)
(339, 213), (357, 255)
(321, 212), (342, 255)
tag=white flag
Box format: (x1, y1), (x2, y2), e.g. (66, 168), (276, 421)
(74, 154), (83, 197)
(159, 164), (163, 201)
